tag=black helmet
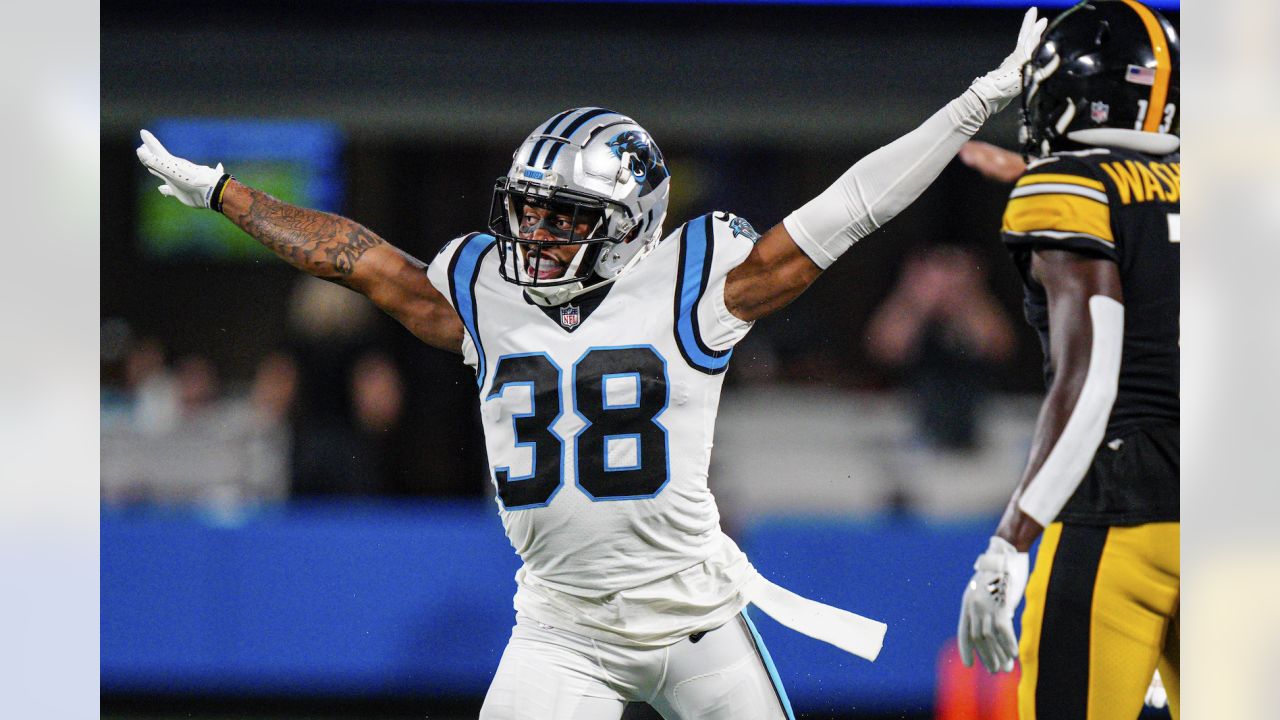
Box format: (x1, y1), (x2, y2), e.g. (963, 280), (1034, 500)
(1021, 0), (1179, 158)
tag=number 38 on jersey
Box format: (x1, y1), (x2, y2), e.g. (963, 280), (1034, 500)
(483, 345), (670, 509)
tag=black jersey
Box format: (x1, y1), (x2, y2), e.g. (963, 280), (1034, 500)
(1001, 146), (1179, 525)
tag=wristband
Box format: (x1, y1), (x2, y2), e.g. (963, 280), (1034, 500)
(209, 174), (234, 213)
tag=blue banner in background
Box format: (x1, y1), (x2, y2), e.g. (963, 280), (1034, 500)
(101, 502), (521, 696)
(101, 502), (1003, 710)
(148, 118), (345, 214)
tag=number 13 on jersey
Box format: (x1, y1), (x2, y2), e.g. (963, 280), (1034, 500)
(484, 345), (670, 509)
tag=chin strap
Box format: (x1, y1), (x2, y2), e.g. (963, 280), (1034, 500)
(525, 282), (581, 307)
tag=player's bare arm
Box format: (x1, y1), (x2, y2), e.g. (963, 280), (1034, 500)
(220, 180), (386, 282)
(958, 248), (1124, 674)
(136, 131), (464, 354)
(995, 248), (1124, 551)
(218, 181), (464, 352)
(722, 223), (822, 320)
(723, 8), (1047, 322)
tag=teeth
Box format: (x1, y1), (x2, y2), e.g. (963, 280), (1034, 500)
(527, 258), (565, 278)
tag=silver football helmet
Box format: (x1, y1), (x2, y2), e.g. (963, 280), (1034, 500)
(489, 108), (671, 306)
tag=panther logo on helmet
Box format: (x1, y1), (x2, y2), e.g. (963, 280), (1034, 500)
(607, 131), (668, 189)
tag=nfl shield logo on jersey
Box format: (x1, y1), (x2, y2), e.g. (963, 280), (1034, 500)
(1090, 101), (1110, 124)
(559, 304), (581, 329)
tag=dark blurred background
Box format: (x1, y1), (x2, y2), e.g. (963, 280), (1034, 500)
(100, 1), (1175, 718)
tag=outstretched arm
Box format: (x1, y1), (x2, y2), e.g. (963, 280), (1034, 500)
(218, 181), (463, 352)
(724, 8), (1046, 321)
(136, 131), (464, 354)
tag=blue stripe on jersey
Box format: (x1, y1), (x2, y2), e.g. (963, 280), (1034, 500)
(541, 108), (619, 169)
(448, 233), (498, 388)
(673, 214), (733, 374)
(742, 608), (797, 720)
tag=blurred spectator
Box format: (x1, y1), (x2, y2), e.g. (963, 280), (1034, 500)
(247, 351), (300, 425)
(173, 354), (220, 423)
(229, 352), (300, 503)
(351, 351), (416, 494)
(101, 335), (297, 506)
(351, 352), (404, 433)
(863, 245), (1022, 516)
(866, 245), (1015, 451)
(286, 276), (396, 496)
(123, 337), (180, 436)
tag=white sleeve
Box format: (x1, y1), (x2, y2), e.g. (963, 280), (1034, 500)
(671, 213), (759, 374)
(783, 91), (989, 268)
(425, 237), (461, 303)
(1017, 296), (1125, 526)
(425, 235), (480, 365)
(698, 214), (758, 351)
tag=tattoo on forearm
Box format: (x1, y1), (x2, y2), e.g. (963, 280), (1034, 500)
(229, 186), (385, 280)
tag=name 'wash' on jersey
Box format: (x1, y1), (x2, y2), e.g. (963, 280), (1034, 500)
(424, 212), (758, 590)
(1097, 159), (1180, 204)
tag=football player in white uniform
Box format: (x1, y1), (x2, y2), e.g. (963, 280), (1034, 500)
(137, 9), (1046, 718)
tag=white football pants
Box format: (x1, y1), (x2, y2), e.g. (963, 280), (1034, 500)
(479, 611), (794, 720)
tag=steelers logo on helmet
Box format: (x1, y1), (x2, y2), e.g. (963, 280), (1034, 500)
(489, 108), (672, 307)
(1020, 0), (1179, 158)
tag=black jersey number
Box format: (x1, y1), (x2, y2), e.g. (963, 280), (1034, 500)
(572, 346), (670, 500)
(485, 346), (670, 509)
(486, 353), (566, 510)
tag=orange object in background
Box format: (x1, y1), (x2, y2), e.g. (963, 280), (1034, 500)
(936, 638), (1020, 720)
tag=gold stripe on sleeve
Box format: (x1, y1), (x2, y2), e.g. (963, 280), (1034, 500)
(1015, 173), (1107, 192)
(1003, 194), (1114, 243)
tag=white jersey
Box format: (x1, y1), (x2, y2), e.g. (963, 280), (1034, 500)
(427, 211), (763, 646)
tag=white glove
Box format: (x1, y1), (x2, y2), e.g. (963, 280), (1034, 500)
(958, 536), (1029, 673)
(968, 7), (1049, 116)
(135, 129), (231, 211)
(1144, 670), (1168, 709)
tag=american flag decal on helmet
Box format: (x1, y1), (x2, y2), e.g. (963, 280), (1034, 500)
(1125, 64), (1156, 86)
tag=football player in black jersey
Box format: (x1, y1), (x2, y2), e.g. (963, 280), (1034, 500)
(954, 2), (1180, 720)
